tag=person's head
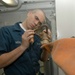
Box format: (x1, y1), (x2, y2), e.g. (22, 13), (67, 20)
(22, 9), (46, 30)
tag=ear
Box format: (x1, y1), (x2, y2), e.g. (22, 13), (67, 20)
(41, 42), (53, 53)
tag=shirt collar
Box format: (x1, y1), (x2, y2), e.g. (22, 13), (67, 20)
(13, 22), (23, 31)
(19, 23), (26, 31)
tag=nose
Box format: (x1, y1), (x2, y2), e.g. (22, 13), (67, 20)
(35, 20), (39, 26)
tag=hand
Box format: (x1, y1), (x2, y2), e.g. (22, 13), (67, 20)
(43, 29), (52, 39)
(40, 29), (51, 44)
(21, 30), (35, 50)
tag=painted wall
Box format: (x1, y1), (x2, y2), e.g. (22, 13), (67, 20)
(56, 0), (75, 39)
(56, 0), (75, 75)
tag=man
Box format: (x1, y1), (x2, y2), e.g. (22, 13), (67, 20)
(0, 9), (51, 75)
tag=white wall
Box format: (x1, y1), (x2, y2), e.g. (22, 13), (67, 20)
(56, 0), (75, 39)
(56, 0), (75, 75)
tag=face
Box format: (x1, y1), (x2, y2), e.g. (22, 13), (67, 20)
(26, 10), (45, 30)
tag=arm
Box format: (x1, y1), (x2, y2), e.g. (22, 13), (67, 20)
(40, 48), (49, 62)
(0, 45), (25, 69)
(40, 29), (51, 62)
(0, 30), (35, 69)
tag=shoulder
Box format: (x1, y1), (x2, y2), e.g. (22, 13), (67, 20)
(0, 22), (21, 32)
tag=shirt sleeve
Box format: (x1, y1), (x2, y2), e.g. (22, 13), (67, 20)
(0, 27), (10, 54)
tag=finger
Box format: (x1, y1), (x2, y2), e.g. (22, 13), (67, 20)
(26, 30), (34, 32)
(43, 29), (46, 33)
(25, 31), (35, 37)
(30, 38), (34, 43)
(41, 44), (47, 48)
(28, 35), (34, 43)
(28, 35), (34, 40)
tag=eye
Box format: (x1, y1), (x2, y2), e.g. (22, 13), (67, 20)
(35, 16), (42, 25)
(35, 16), (39, 20)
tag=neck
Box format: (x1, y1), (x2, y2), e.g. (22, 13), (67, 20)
(22, 20), (28, 30)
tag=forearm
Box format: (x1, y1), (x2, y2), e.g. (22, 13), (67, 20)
(0, 45), (26, 69)
(41, 49), (49, 62)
